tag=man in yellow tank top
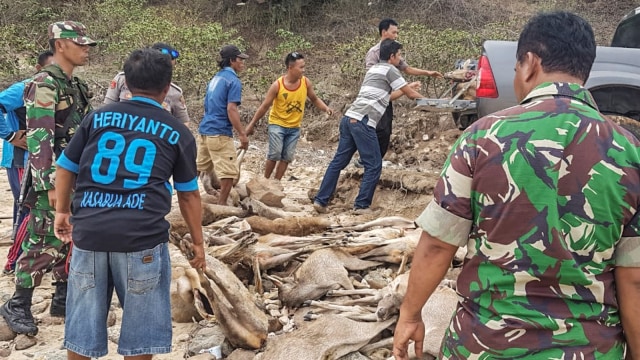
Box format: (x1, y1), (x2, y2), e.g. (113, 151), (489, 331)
(247, 52), (334, 180)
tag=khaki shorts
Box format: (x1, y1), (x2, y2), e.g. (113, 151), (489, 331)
(196, 135), (238, 179)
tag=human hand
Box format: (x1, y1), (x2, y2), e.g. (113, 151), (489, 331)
(392, 313), (425, 360)
(238, 133), (249, 150)
(326, 107), (335, 116)
(54, 212), (73, 243)
(10, 130), (27, 150)
(188, 242), (206, 272)
(429, 71), (444, 79)
(48, 188), (57, 209)
(409, 81), (422, 91)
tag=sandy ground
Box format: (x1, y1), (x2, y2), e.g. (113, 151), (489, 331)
(0, 109), (454, 359)
(0, 152), (198, 359)
(0, 139), (342, 359)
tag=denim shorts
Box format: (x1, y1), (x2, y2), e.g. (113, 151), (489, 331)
(64, 242), (172, 357)
(267, 124), (300, 162)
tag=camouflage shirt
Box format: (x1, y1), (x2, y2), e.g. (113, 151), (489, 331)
(24, 64), (92, 192)
(103, 72), (190, 123)
(416, 82), (640, 359)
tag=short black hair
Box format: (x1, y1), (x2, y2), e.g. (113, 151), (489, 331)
(37, 50), (53, 67)
(285, 52), (304, 68)
(123, 48), (172, 95)
(516, 11), (596, 82)
(378, 18), (398, 36)
(380, 39), (402, 61)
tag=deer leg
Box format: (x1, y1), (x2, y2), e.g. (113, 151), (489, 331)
(398, 251), (409, 276)
(361, 337), (394, 354)
(253, 256), (263, 294)
(335, 295), (382, 306)
(303, 300), (376, 314)
(341, 312), (379, 322)
(327, 288), (378, 297)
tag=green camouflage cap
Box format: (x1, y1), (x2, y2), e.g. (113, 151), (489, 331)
(48, 21), (97, 46)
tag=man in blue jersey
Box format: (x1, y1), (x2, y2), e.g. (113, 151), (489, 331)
(53, 48), (205, 360)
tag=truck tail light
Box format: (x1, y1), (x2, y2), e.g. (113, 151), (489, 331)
(476, 55), (498, 98)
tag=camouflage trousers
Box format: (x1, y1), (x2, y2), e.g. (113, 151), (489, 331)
(15, 191), (68, 288)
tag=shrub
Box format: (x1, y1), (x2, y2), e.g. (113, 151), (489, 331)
(332, 18), (521, 96)
(0, 24), (39, 78)
(91, 2), (245, 99)
(335, 34), (376, 86)
(266, 29), (313, 60)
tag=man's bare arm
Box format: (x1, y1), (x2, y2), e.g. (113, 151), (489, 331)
(54, 167), (75, 214)
(393, 230), (458, 360)
(246, 80), (279, 135)
(306, 78), (334, 115)
(616, 266), (640, 359)
(177, 190), (206, 270)
(397, 82), (424, 100)
(53, 167), (77, 243)
(227, 102), (248, 149)
(404, 66), (443, 78)
(391, 81), (422, 101)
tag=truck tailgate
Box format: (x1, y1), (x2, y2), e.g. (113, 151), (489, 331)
(415, 98), (477, 112)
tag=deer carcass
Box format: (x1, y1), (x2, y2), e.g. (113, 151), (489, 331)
(260, 314), (395, 360)
(272, 248), (359, 308)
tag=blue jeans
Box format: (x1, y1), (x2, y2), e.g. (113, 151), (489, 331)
(267, 124), (301, 162)
(315, 116), (381, 209)
(64, 242), (172, 357)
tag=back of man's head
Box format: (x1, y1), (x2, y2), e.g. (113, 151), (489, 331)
(378, 18), (398, 36)
(380, 39), (402, 61)
(124, 48), (172, 96)
(37, 51), (54, 67)
(517, 11), (596, 82)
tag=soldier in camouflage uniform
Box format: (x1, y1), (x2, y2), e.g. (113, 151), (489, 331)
(0, 21), (96, 336)
(103, 42), (190, 123)
(394, 12), (640, 359)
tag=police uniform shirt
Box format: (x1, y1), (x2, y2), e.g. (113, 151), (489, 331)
(104, 72), (190, 123)
(57, 96), (198, 252)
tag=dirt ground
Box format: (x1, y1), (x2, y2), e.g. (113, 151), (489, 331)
(0, 102), (460, 359)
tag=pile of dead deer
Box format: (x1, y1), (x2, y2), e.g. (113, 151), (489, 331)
(167, 178), (464, 360)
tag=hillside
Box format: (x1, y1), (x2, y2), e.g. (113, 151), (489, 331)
(0, 0), (638, 359)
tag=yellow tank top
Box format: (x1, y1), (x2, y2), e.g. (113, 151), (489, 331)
(268, 76), (308, 128)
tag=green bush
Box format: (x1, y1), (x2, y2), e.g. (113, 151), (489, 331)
(91, 2), (245, 98)
(335, 34), (377, 85)
(173, 21), (245, 98)
(90, 0), (149, 43)
(400, 22), (482, 73)
(0, 24), (39, 78)
(331, 20), (521, 95)
(243, 67), (277, 101)
(266, 29), (313, 60)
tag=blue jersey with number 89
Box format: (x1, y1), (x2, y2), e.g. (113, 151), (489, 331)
(57, 97), (198, 252)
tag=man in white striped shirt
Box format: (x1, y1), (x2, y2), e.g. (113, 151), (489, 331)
(364, 18), (442, 162)
(314, 39), (424, 215)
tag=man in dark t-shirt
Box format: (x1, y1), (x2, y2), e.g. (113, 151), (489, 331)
(54, 48), (205, 359)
